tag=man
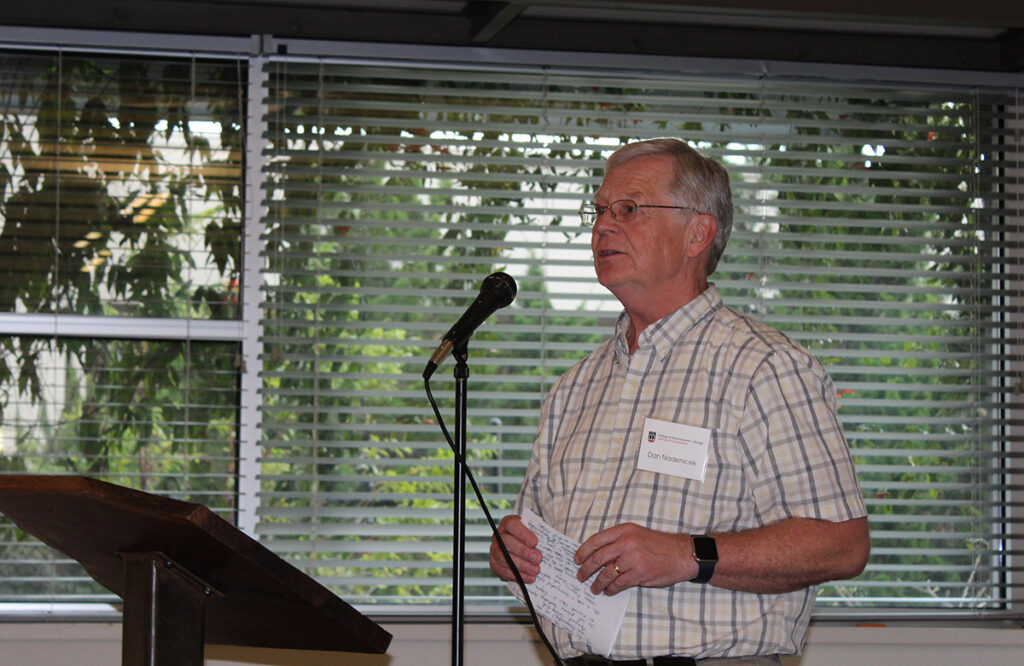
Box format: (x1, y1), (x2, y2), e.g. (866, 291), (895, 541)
(489, 138), (869, 665)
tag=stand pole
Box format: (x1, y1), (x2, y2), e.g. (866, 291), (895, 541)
(451, 344), (469, 666)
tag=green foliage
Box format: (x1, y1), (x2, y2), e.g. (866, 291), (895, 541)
(257, 72), (1015, 609)
(1, 56), (1012, 613)
(0, 52), (244, 602)
(712, 92), (1004, 607)
(257, 70), (610, 603)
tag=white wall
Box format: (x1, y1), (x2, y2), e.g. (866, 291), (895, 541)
(1, 623), (1023, 665)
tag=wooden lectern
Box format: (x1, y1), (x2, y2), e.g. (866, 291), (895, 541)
(0, 475), (392, 666)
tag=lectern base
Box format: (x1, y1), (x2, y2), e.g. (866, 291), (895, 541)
(121, 551), (219, 666)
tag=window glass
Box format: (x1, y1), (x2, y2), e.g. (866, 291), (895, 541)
(0, 49), (245, 609)
(0, 50), (243, 318)
(258, 62), (1022, 613)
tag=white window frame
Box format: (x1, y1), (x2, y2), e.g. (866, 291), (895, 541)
(0, 24), (1020, 622)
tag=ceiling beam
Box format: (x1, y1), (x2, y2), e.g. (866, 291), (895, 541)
(0, 0), (1021, 72)
(468, 1), (528, 44)
(0, 0), (474, 44)
(483, 16), (1014, 72)
(1002, 29), (1024, 72)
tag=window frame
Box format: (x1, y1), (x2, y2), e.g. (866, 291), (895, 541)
(0, 26), (1020, 623)
(0, 31), (257, 618)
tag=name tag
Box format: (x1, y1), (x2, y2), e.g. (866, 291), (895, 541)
(637, 417), (711, 482)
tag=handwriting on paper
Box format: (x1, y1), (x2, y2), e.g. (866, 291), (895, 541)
(506, 508), (631, 657)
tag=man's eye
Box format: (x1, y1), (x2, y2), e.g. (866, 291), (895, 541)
(621, 203), (638, 215)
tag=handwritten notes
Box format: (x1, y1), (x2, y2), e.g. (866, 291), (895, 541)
(506, 508), (631, 657)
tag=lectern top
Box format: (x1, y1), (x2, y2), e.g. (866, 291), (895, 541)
(0, 474), (392, 654)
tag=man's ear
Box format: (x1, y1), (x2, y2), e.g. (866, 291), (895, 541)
(686, 214), (718, 258)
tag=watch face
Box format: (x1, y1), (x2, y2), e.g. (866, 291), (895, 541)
(693, 536), (718, 561)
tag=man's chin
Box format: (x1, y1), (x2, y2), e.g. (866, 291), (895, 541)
(595, 266), (629, 289)
(595, 274), (632, 302)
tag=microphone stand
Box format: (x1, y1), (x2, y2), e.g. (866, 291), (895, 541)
(425, 333), (565, 666)
(450, 341), (469, 666)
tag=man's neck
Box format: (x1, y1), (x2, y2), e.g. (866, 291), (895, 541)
(621, 279), (709, 353)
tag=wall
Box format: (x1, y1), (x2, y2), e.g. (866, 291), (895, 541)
(1, 622), (1023, 665)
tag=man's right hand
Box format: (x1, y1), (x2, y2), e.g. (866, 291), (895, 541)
(489, 514), (542, 583)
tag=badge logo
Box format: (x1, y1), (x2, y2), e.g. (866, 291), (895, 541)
(648, 431), (657, 442)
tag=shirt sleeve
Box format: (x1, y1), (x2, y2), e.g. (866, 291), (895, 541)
(514, 376), (559, 520)
(738, 347), (867, 525)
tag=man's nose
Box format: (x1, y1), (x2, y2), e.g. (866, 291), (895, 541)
(592, 207), (619, 232)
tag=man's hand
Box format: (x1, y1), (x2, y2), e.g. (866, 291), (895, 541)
(574, 516), (870, 597)
(574, 523), (694, 596)
(489, 514), (543, 583)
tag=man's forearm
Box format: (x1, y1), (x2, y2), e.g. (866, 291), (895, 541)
(705, 516), (869, 594)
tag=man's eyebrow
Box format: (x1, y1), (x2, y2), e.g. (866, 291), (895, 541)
(594, 191), (645, 202)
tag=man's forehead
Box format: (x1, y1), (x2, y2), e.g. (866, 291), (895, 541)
(597, 156), (674, 197)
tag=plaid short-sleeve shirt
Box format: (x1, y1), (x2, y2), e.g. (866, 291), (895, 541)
(516, 286), (866, 660)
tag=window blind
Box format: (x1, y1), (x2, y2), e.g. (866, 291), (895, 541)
(0, 50), (243, 318)
(0, 49), (245, 607)
(259, 60), (1022, 613)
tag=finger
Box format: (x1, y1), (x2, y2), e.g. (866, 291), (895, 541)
(500, 514), (540, 549)
(498, 518), (542, 567)
(489, 539), (524, 581)
(490, 515), (542, 581)
(576, 546), (611, 583)
(589, 560), (626, 595)
(574, 524), (629, 581)
(490, 533), (541, 581)
(574, 524), (624, 565)
(490, 540), (534, 582)
(575, 535), (627, 583)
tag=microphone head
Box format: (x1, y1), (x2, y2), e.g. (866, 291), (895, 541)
(422, 272), (518, 380)
(482, 271), (517, 308)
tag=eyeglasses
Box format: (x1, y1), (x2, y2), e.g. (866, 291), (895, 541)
(578, 199), (702, 226)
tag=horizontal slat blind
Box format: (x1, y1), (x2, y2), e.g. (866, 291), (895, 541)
(0, 49), (245, 608)
(259, 60), (1023, 612)
(0, 338), (241, 604)
(0, 50), (243, 318)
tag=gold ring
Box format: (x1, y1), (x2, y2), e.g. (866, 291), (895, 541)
(612, 561), (622, 575)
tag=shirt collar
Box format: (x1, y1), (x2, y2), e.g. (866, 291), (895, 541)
(613, 285), (723, 364)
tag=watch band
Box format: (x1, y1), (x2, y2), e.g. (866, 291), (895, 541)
(689, 535), (718, 584)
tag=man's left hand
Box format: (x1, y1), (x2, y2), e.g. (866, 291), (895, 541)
(574, 522), (695, 596)
(574, 516), (870, 597)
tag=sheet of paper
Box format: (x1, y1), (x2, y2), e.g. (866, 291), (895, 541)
(506, 508), (631, 657)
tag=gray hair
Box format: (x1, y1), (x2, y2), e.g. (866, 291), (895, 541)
(606, 138), (733, 276)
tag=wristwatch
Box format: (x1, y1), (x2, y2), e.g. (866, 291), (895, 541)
(689, 535), (718, 584)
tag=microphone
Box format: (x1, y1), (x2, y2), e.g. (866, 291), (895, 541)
(423, 272), (517, 379)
